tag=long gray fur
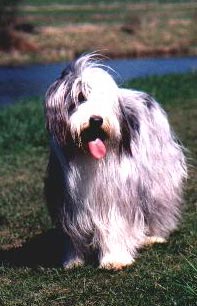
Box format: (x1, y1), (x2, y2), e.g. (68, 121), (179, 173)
(44, 53), (187, 269)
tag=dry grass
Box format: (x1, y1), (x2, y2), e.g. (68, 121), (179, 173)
(0, 2), (196, 65)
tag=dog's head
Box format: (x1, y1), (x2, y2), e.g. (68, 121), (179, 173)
(45, 53), (141, 159)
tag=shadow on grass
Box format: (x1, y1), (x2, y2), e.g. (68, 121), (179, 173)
(0, 229), (67, 268)
(0, 228), (184, 269)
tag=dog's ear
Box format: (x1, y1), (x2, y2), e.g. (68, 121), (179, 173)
(118, 90), (140, 156)
(44, 68), (73, 145)
(119, 88), (187, 177)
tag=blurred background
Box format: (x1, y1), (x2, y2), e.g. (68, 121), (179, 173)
(1, 0), (197, 63)
(0, 0), (197, 105)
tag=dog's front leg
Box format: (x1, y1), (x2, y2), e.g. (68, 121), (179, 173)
(99, 234), (135, 270)
(60, 234), (84, 269)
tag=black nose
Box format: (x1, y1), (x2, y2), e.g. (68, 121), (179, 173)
(89, 116), (103, 128)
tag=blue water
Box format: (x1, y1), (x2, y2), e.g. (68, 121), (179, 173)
(0, 56), (196, 105)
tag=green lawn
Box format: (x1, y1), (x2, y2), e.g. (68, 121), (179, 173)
(24, 0), (196, 5)
(0, 73), (196, 305)
(19, 1), (196, 26)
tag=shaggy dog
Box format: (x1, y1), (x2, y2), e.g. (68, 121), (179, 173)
(44, 53), (187, 269)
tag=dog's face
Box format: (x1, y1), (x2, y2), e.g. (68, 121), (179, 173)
(68, 65), (122, 158)
(45, 55), (123, 159)
(45, 54), (141, 159)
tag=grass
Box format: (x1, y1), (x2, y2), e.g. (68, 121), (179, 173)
(24, 0), (197, 5)
(0, 73), (196, 305)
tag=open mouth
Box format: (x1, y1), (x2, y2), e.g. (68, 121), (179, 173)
(80, 127), (108, 159)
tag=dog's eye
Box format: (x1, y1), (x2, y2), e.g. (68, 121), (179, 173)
(68, 103), (75, 113)
(78, 92), (85, 103)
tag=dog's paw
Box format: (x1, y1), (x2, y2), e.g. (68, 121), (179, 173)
(99, 253), (134, 270)
(99, 262), (134, 270)
(143, 236), (167, 246)
(63, 257), (84, 269)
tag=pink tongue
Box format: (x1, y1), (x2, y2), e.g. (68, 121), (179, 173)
(88, 138), (106, 159)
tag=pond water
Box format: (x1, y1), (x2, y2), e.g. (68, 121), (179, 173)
(0, 56), (196, 105)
